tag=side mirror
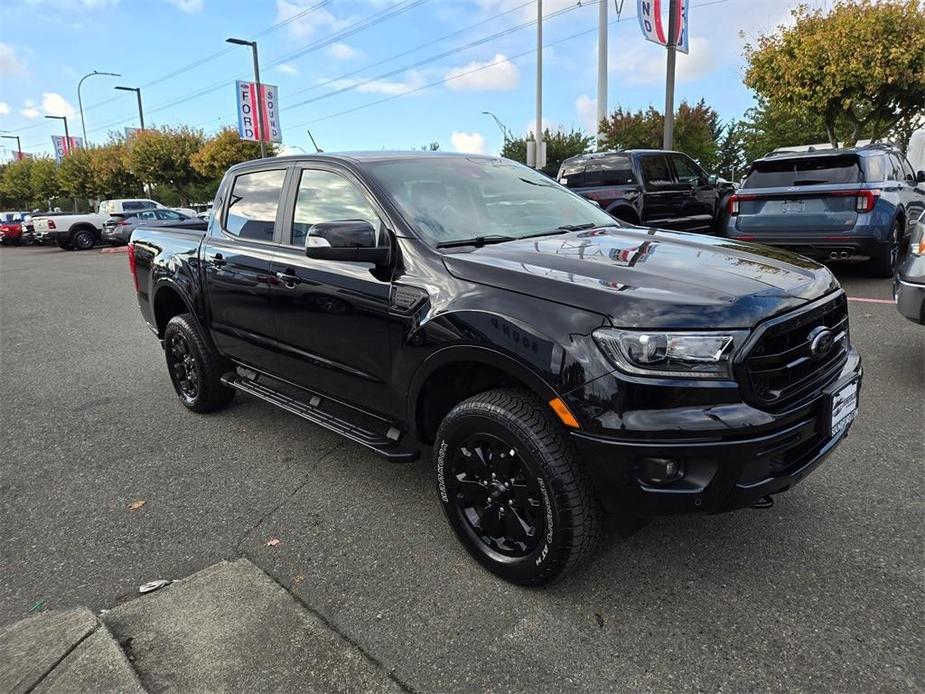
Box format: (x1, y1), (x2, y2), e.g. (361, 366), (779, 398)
(917, 170), (925, 183)
(305, 220), (389, 264)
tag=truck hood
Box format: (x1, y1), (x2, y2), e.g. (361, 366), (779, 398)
(442, 226), (839, 329)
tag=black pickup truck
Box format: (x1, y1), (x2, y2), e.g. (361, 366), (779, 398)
(557, 149), (735, 233)
(128, 152), (862, 585)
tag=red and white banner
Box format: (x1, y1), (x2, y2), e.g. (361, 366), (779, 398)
(637, 0), (689, 54)
(235, 80), (282, 143)
(51, 135), (84, 164)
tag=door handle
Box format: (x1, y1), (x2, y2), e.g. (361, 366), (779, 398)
(275, 270), (302, 288)
(209, 253), (226, 268)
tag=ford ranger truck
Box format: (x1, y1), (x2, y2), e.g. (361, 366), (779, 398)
(127, 153), (862, 586)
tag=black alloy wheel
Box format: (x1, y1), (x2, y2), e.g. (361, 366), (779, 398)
(448, 433), (544, 558)
(73, 230), (95, 250)
(166, 332), (200, 402)
(162, 313), (235, 413)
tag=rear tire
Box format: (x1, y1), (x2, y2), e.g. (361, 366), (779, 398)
(866, 219), (901, 278)
(434, 389), (601, 586)
(163, 313), (235, 413)
(72, 229), (95, 250)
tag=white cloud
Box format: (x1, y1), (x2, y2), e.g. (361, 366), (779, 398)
(275, 0), (349, 39)
(576, 95), (597, 132)
(611, 36), (716, 85)
(20, 99), (40, 119)
(165, 0), (203, 13)
(0, 43), (27, 77)
(0, 102), (10, 116)
(327, 42), (362, 61)
(277, 63), (300, 76)
(450, 131), (487, 155)
(445, 53), (519, 92)
(327, 71), (426, 96)
(41, 92), (76, 118)
(24, 0), (118, 8)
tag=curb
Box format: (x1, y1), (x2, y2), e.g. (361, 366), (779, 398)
(100, 246), (129, 254)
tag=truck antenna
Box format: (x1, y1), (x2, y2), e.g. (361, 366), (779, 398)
(307, 130), (323, 153)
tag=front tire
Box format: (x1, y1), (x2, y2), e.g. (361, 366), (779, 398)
(434, 389), (601, 586)
(163, 313), (235, 413)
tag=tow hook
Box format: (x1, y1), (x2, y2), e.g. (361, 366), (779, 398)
(751, 495), (774, 509)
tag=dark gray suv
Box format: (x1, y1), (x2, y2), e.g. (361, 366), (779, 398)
(725, 144), (925, 276)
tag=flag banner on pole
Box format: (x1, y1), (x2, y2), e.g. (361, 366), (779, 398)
(124, 127), (142, 140)
(235, 81), (282, 143)
(51, 135), (85, 164)
(637, 0), (689, 54)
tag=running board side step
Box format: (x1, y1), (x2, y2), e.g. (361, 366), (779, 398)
(221, 372), (419, 462)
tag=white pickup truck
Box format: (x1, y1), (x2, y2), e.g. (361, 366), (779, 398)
(33, 199), (197, 250)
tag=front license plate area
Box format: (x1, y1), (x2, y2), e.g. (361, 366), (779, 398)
(827, 379), (859, 438)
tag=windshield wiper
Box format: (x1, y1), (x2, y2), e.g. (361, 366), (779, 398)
(435, 234), (517, 249)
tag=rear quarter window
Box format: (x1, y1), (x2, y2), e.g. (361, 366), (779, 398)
(558, 161), (586, 187)
(584, 158), (636, 186)
(743, 155), (862, 188)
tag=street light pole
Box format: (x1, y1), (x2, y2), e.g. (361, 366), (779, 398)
(115, 86), (145, 130)
(663, 0), (679, 150)
(78, 70), (121, 145)
(596, 0), (607, 150)
(1, 135), (23, 161)
(227, 37), (267, 158)
(535, 0), (543, 170)
(481, 111), (510, 143)
(45, 115), (72, 154)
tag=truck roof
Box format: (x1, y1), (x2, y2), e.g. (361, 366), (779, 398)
(227, 151), (498, 173)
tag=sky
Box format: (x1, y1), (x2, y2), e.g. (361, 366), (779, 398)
(0, 0), (832, 162)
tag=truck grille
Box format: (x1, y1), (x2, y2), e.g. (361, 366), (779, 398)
(739, 292), (849, 410)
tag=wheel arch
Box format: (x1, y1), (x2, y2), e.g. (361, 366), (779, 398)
(605, 203), (639, 225)
(408, 346), (560, 444)
(152, 281), (198, 338)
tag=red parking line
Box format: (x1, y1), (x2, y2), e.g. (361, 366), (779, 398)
(847, 296), (894, 305)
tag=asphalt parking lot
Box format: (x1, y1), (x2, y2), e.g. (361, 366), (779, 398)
(1, 245), (922, 693)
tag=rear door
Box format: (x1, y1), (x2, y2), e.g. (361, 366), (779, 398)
(732, 154), (864, 235)
(201, 166), (291, 373)
(267, 165), (395, 415)
(893, 154), (925, 237)
(637, 154), (687, 228)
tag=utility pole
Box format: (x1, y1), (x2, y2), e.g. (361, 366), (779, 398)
(115, 86), (145, 130)
(1, 134), (23, 161)
(77, 70), (120, 145)
(227, 38), (268, 159)
(596, 0), (607, 150)
(663, 0), (679, 150)
(535, 0), (543, 170)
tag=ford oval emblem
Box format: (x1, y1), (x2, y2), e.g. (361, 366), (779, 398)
(808, 326), (834, 360)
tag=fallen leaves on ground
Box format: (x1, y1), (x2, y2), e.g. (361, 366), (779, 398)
(127, 500), (146, 511)
(265, 538), (281, 547)
(291, 574), (304, 586)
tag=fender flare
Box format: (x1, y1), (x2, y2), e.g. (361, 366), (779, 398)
(406, 344), (560, 431)
(605, 202), (639, 224)
(150, 278), (207, 340)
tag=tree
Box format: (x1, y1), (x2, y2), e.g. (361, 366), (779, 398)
(736, 98), (831, 164)
(598, 100), (722, 171)
(0, 159), (34, 208)
(57, 148), (95, 202)
(91, 141), (141, 199)
(126, 126), (207, 205)
(501, 128), (593, 176)
(715, 123), (746, 182)
(190, 127), (267, 181)
(30, 157), (60, 208)
(744, 0), (925, 147)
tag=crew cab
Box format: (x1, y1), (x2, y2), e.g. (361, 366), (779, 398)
(128, 153), (862, 585)
(557, 149), (734, 233)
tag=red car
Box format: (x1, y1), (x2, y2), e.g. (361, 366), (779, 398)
(0, 212), (31, 245)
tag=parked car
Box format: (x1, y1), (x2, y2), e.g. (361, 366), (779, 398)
(895, 211), (925, 324)
(556, 149), (735, 233)
(101, 199), (197, 218)
(128, 152), (862, 586)
(103, 208), (193, 245)
(32, 198), (181, 250)
(725, 144), (925, 276)
(0, 211), (31, 245)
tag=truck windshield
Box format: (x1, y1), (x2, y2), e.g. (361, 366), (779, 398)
(743, 155), (862, 189)
(367, 157), (619, 246)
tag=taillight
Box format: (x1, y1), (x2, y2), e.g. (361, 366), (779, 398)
(117, 220), (132, 226)
(127, 241), (140, 292)
(47, 219), (56, 229)
(855, 189), (879, 213)
(728, 195), (739, 215)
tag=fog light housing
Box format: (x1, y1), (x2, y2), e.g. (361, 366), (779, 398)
(636, 457), (685, 486)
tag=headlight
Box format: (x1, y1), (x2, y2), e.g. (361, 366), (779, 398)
(593, 328), (748, 379)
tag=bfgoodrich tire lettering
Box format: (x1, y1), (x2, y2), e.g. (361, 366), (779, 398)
(434, 389), (601, 586)
(163, 313), (235, 413)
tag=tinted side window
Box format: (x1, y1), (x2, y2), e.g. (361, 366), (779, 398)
(290, 169), (379, 247)
(122, 200), (146, 211)
(558, 161), (585, 186)
(136, 210), (158, 221)
(864, 155), (887, 182)
(640, 156), (673, 186)
(671, 154), (705, 186)
(887, 154), (904, 181)
(585, 157), (636, 186)
(224, 169), (287, 241)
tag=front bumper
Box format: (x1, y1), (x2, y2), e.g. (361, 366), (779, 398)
(894, 278), (925, 325)
(571, 354), (862, 516)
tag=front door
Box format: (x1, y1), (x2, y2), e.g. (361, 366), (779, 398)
(669, 153), (716, 233)
(638, 154), (687, 229)
(268, 166), (395, 416)
(202, 167), (289, 373)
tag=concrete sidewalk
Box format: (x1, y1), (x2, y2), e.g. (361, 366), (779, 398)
(1, 560), (405, 694)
